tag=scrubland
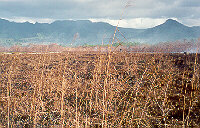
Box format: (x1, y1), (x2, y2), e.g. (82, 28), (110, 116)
(0, 51), (199, 127)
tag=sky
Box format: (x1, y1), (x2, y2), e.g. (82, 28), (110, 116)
(0, 0), (199, 28)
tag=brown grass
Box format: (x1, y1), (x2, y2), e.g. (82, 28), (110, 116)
(0, 51), (200, 127)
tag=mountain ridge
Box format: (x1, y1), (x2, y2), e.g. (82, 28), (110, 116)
(0, 18), (199, 46)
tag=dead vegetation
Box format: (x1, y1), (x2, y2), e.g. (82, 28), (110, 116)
(0, 51), (200, 127)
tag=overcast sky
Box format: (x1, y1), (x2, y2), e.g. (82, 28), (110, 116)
(0, 0), (199, 28)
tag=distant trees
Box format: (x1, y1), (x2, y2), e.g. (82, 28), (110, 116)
(112, 41), (141, 47)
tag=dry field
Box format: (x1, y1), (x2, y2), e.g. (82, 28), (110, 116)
(0, 51), (200, 127)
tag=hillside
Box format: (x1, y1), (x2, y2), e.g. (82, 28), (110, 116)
(0, 18), (200, 46)
(136, 19), (199, 43)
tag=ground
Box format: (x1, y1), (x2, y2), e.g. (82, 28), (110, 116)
(0, 51), (200, 127)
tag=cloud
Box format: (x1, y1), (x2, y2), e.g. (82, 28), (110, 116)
(181, 18), (200, 26)
(90, 18), (178, 29)
(0, 0), (123, 19)
(178, 0), (200, 7)
(123, 0), (200, 19)
(2, 17), (54, 24)
(0, 0), (199, 28)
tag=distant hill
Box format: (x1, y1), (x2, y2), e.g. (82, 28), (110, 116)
(0, 18), (200, 46)
(135, 19), (199, 43)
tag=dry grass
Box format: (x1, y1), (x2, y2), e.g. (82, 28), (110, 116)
(0, 51), (200, 127)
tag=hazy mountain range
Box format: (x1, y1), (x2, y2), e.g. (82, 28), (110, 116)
(0, 18), (200, 46)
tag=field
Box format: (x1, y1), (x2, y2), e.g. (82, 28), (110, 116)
(0, 51), (200, 127)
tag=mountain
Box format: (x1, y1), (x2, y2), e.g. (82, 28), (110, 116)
(0, 18), (200, 46)
(136, 19), (199, 43)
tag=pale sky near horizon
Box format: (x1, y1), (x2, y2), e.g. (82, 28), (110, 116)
(0, 0), (199, 28)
